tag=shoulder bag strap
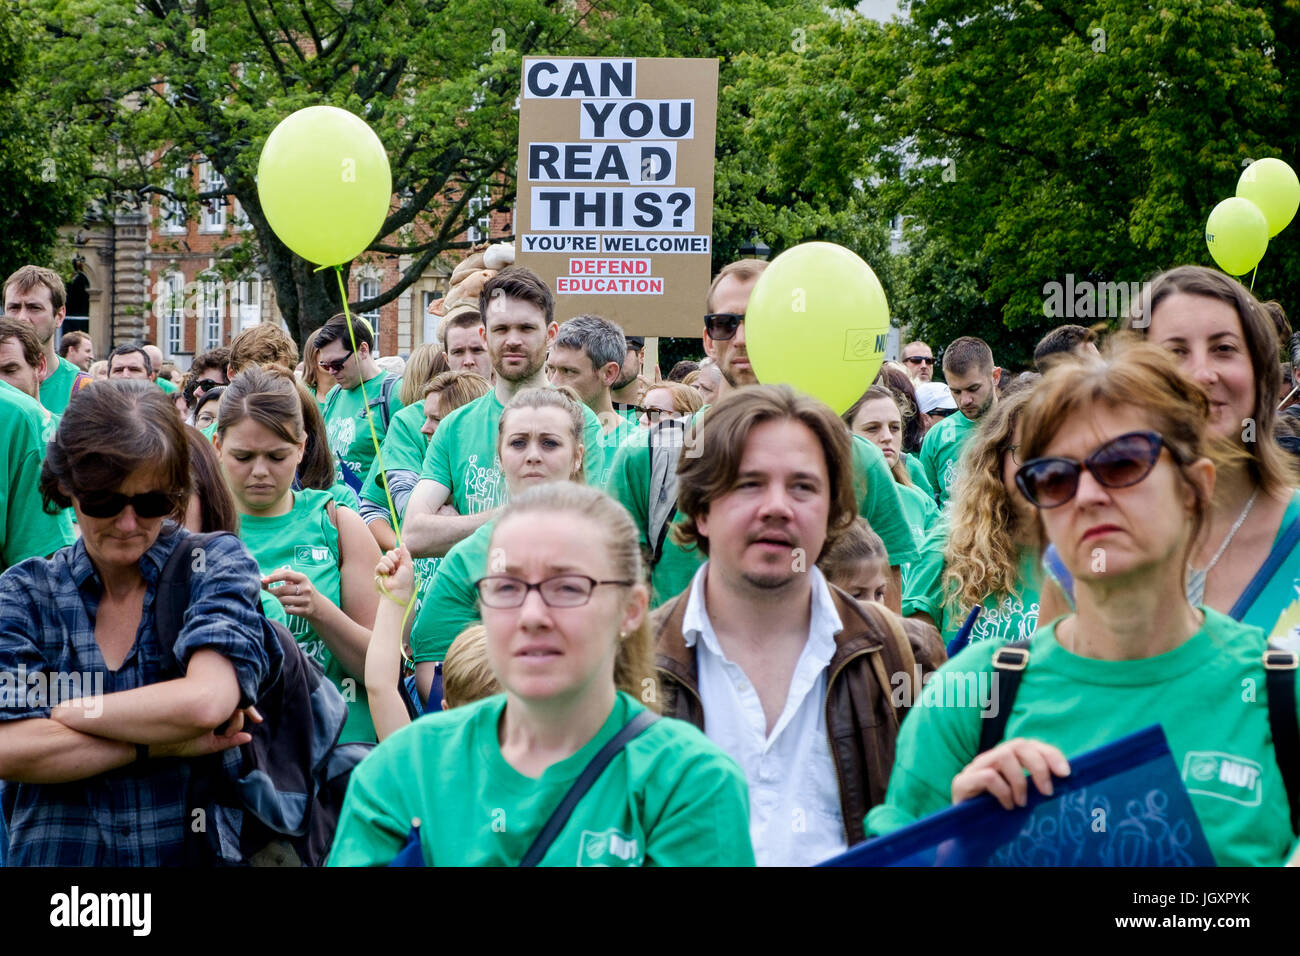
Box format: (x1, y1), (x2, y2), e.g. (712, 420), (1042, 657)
(1264, 645), (1300, 834)
(155, 529), (225, 652)
(1228, 512), (1300, 621)
(519, 710), (660, 867)
(976, 639), (1031, 755)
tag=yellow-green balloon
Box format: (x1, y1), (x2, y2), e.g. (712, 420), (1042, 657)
(1237, 158), (1300, 238)
(257, 106), (392, 266)
(1205, 197), (1268, 276)
(745, 242), (890, 415)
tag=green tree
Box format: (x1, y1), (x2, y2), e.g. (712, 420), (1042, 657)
(27, 0), (843, 345)
(0, 6), (91, 278)
(855, 0), (1299, 365)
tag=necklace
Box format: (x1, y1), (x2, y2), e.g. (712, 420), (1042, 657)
(1186, 488), (1259, 606)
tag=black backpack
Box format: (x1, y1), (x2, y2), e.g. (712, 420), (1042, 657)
(154, 530), (373, 866)
(979, 639), (1300, 834)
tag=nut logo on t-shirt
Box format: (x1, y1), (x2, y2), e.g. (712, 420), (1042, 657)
(1180, 751), (1263, 806)
(576, 829), (642, 867)
(295, 546), (332, 564)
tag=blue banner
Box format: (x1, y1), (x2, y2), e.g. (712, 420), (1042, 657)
(821, 724), (1216, 867)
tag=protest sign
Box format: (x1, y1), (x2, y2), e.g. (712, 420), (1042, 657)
(516, 57), (718, 336)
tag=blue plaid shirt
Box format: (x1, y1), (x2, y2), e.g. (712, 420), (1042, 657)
(0, 524), (280, 866)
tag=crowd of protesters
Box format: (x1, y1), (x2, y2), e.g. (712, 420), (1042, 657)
(0, 257), (1297, 868)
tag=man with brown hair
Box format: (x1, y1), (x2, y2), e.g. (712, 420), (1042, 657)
(3, 266), (91, 415)
(605, 257), (919, 610)
(226, 322), (299, 377)
(438, 304), (492, 381)
(403, 266), (607, 558)
(0, 318), (48, 403)
(58, 331), (94, 372)
(652, 384), (925, 866)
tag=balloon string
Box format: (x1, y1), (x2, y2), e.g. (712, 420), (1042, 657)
(332, 266), (418, 663)
(1249, 266), (1257, 292)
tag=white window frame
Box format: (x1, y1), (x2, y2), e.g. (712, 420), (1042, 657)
(162, 165), (188, 234)
(235, 276), (261, 329)
(467, 190), (491, 243)
(164, 272), (185, 359)
(200, 275), (224, 350)
(198, 160), (227, 233)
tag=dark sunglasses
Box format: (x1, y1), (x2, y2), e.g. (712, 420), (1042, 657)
(77, 490), (178, 519)
(193, 378), (223, 392)
(318, 353), (353, 374)
(904, 356), (935, 366)
(704, 313), (744, 340)
(1015, 431), (1175, 509)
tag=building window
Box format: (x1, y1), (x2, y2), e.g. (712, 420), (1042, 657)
(162, 165), (188, 234)
(235, 276), (261, 329)
(201, 275), (224, 349)
(164, 272), (185, 358)
(467, 191), (491, 243)
(199, 160), (226, 233)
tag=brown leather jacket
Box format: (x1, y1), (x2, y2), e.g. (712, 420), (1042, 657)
(651, 584), (945, 847)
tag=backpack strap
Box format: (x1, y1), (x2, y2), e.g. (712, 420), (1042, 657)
(519, 710), (660, 866)
(976, 639), (1031, 755)
(1229, 513), (1300, 620)
(155, 529), (229, 652)
(366, 374), (398, 432)
(1264, 645), (1300, 834)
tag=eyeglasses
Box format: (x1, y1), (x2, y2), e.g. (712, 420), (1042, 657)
(1015, 431), (1174, 509)
(474, 574), (634, 608)
(318, 353), (353, 374)
(904, 356), (935, 366)
(77, 490), (178, 519)
(635, 406), (675, 424)
(193, 378), (223, 393)
(704, 313), (744, 340)
(1009, 444), (1021, 466)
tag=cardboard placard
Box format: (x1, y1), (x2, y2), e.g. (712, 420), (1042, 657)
(516, 57), (718, 337)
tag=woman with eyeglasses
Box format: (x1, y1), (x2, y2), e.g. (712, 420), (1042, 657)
(0, 381), (277, 865)
(367, 387), (589, 738)
(331, 481), (755, 866)
(902, 388), (1042, 649)
(637, 381), (703, 427)
(867, 344), (1300, 865)
(1039, 266), (1300, 647)
(215, 365), (382, 744)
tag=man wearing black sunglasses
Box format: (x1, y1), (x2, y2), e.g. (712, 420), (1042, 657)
(901, 341), (935, 383)
(181, 347), (230, 424)
(605, 259), (920, 612)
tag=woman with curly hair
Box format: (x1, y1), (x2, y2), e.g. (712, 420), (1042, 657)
(903, 388), (1041, 647)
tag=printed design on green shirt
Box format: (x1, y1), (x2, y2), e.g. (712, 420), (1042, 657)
(971, 593), (1040, 643)
(577, 828), (643, 867)
(464, 453), (506, 512)
(941, 459), (959, 494)
(328, 415), (359, 473)
(1267, 582), (1300, 648)
(1180, 752), (1264, 807)
(295, 545), (333, 564)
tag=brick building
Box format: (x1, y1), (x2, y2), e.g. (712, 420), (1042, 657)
(60, 161), (511, 370)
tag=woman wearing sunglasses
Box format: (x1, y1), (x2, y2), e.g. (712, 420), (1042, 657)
(367, 387), (589, 737)
(902, 388), (1041, 648)
(0, 381), (278, 865)
(331, 481), (754, 866)
(216, 366), (382, 744)
(867, 345), (1300, 865)
(1039, 267), (1300, 646)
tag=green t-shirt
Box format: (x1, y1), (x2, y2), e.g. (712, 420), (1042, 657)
(901, 517), (1041, 645)
(419, 389), (609, 515)
(323, 370), (405, 490)
(235, 488), (375, 743)
(1239, 490), (1300, 649)
(865, 608), (1300, 866)
(919, 409), (980, 507)
(39, 356), (89, 417)
(896, 481), (938, 596)
(361, 402), (429, 508)
(202, 420), (218, 443)
(329, 690), (755, 866)
(0, 381), (75, 568)
(904, 452), (936, 501)
(411, 520), (494, 663)
(156, 376), (178, 394)
(605, 417), (919, 607)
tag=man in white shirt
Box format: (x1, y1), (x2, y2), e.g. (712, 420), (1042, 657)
(650, 384), (923, 866)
